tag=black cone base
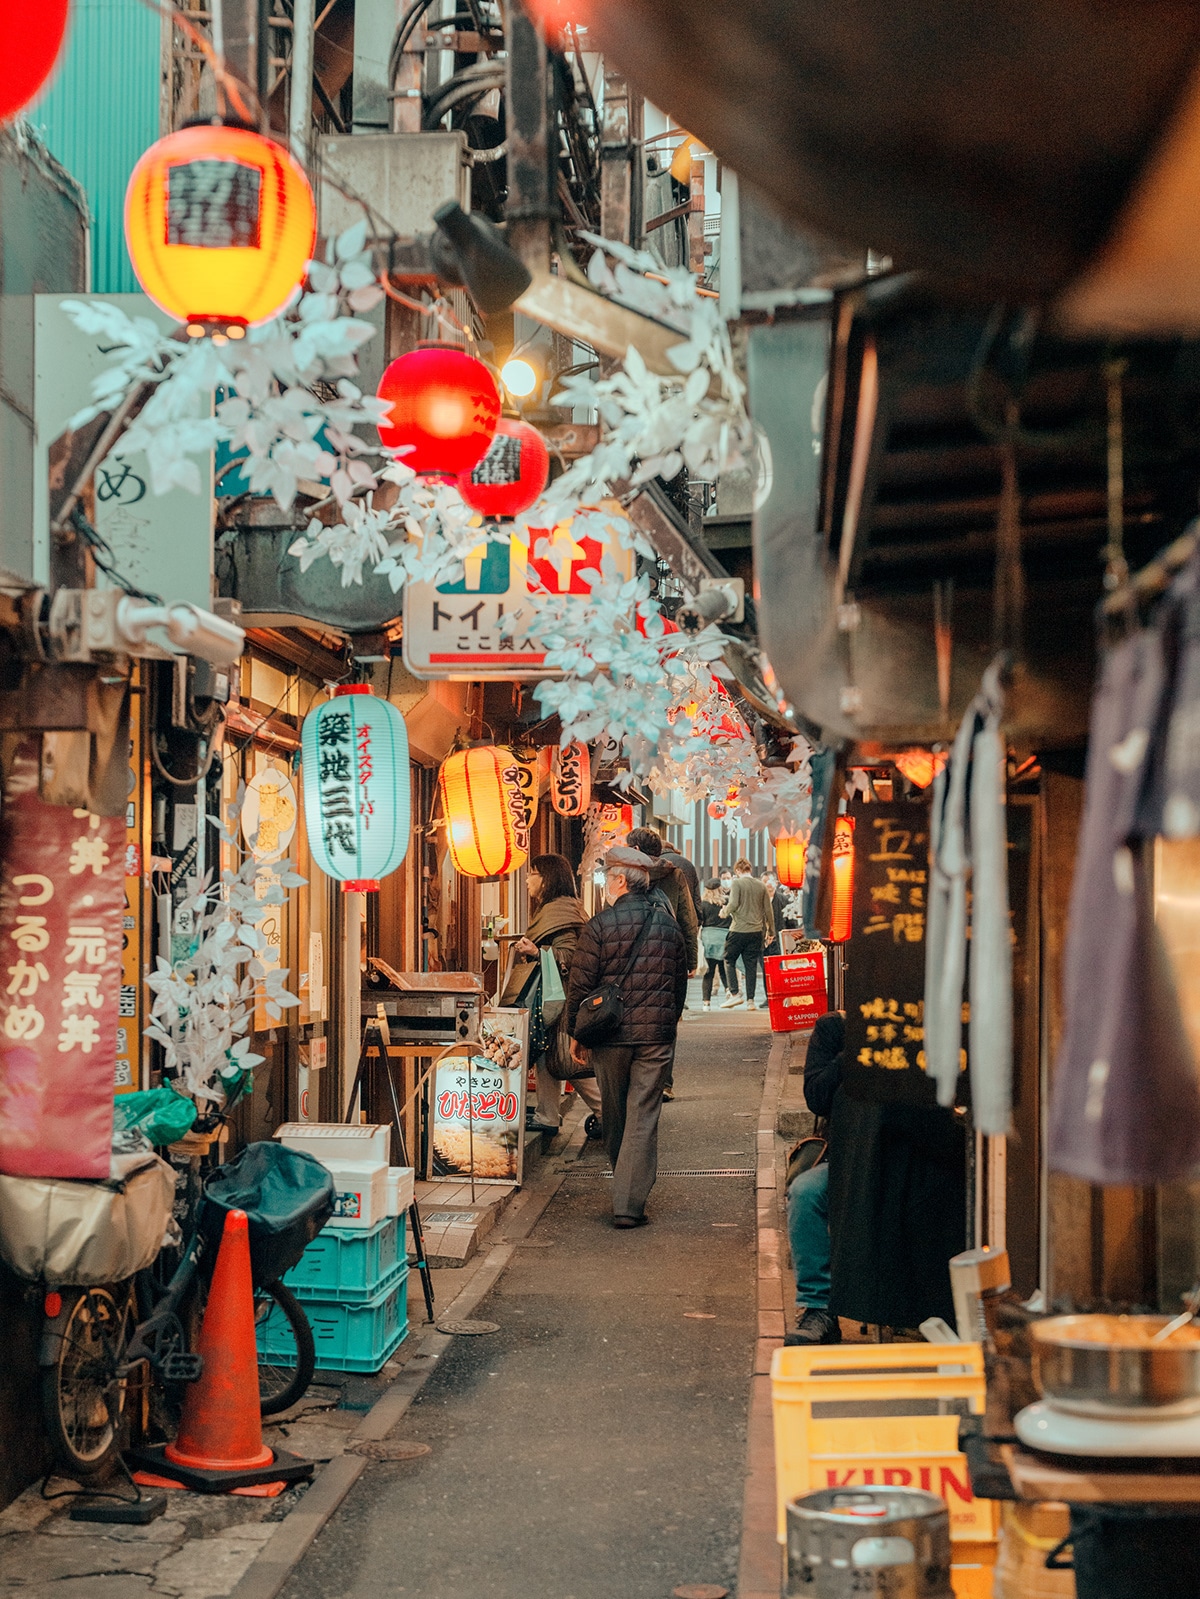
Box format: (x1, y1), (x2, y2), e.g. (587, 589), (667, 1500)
(125, 1442), (314, 1493)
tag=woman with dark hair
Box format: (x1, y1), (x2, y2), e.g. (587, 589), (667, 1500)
(508, 854), (603, 1137)
(698, 879), (732, 1010)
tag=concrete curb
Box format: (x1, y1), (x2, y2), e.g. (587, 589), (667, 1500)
(737, 1030), (793, 1599)
(228, 1111), (588, 1599)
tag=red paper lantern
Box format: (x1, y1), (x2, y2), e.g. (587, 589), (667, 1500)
(829, 815), (855, 943)
(0, 1), (70, 124)
(456, 419), (549, 517)
(125, 124), (316, 333)
(377, 346), (501, 475)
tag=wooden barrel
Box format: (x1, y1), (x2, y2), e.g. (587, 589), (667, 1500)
(995, 1501), (1075, 1599)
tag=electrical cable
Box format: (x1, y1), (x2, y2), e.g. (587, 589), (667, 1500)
(70, 507), (162, 604)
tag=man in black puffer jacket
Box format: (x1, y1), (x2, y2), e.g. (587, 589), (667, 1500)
(567, 846), (689, 1227)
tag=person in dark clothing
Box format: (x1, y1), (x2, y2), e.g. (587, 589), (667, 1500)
(826, 1076), (967, 1331)
(763, 871), (792, 957)
(567, 845), (689, 1227)
(697, 880), (731, 1008)
(627, 827), (699, 1087)
(662, 838), (701, 915)
(785, 1010), (845, 1345)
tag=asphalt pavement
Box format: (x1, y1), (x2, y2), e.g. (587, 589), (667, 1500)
(280, 1002), (772, 1599)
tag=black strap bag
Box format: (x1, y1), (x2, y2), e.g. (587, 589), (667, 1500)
(571, 905), (660, 1047)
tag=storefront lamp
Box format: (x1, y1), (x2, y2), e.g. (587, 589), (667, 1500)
(125, 123), (317, 336)
(377, 345), (501, 475)
(551, 740), (591, 817)
(1, 1), (70, 123)
(456, 419), (550, 518)
(828, 814), (855, 943)
(301, 686), (410, 893)
(500, 357), (539, 399)
(774, 832), (807, 891)
(439, 746), (529, 879)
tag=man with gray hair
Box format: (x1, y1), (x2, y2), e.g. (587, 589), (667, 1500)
(566, 845), (689, 1227)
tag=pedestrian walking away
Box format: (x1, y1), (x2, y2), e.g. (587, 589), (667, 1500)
(505, 853), (604, 1137)
(566, 845), (689, 1226)
(626, 826), (699, 1087)
(719, 857), (775, 1009)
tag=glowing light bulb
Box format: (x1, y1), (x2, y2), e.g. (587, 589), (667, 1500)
(501, 357), (539, 398)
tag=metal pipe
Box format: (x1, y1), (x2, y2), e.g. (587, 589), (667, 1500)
(289, 0), (315, 164)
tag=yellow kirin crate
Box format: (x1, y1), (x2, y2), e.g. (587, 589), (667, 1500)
(770, 1341), (1000, 1596)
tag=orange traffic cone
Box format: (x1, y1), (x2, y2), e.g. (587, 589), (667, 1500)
(128, 1208), (313, 1494)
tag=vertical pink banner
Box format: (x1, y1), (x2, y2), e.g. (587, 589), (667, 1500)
(0, 744), (125, 1177)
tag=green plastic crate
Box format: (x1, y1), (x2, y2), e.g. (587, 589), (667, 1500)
(283, 1215), (406, 1304)
(257, 1270), (409, 1374)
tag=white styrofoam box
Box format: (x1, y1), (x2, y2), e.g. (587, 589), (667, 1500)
(320, 1159), (388, 1230)
(386, 1167), (415, 1217)
(276, 1123), (391, 1165)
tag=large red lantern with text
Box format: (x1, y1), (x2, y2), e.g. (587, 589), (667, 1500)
(829, 815), (855, 943)
(377, 346), (501, 475)
(125, 124), (316, 333)
(456, 419), (549, 517)
(774, 833), (807, 891)
(0, 2), (70, 124)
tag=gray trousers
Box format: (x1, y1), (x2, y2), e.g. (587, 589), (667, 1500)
(590, 1040), (675, 1218)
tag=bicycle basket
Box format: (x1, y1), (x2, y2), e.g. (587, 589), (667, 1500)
(0, 1152), (177, 1287)
(202, 1142), (335, 1287)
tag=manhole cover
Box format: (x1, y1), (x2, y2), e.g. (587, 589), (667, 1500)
(436, 1318), (500, 1335)
(350, 1440), (431, 1461)
(673, 1586), (728, 1599)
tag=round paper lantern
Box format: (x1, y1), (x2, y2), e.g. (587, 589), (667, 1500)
(377, 346), (500, 475)
(829, 814), (855, 943)
(125, 123), (316, 334)
(551, 741), (591, 817)
(774, 832), (807, 891)
(456, 419), (549, 517)
(1, 1), (70, 123)
(439, 746), (529, 878)
(301, 686), (410, 892)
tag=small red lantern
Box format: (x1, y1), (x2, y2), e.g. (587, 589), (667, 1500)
(0, 1), (70, 124)
(125, 124), (316, 333)
(456, 419), (549, 517)
(377, 346), (501, 475)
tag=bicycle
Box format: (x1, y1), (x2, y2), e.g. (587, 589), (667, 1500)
(40, 1104), (317, 1483)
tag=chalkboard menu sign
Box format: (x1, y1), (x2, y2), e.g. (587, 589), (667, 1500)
(842, 799), (939, 1106)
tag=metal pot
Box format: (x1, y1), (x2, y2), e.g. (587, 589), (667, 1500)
(786, 1486), (953, 1598)
(1031, 1314), (1200, 1418)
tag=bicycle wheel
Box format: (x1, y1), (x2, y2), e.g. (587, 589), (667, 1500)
(41, 1287), (132, 1479)
(253, 1281), (315, 1416)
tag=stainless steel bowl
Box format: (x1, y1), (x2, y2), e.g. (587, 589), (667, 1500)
(1031, 1314), (1200, 1418)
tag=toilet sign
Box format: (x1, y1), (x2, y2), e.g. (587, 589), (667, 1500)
(402, 512), (635, 680)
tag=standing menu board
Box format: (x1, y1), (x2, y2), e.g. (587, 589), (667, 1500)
(428, 1008), (528, 1185)
(842, 800), (943, 1106)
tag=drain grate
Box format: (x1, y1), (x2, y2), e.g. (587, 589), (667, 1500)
(563, 1167), (754, 1179)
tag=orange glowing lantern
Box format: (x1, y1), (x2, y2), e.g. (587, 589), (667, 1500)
(892, 749), (947, 790)
(1, 1), (70, 124)
(439, 746), (529, 878)
(125, 124), (316, 335)
(828, 815), (855, 943)
(774, 832), (807, 891)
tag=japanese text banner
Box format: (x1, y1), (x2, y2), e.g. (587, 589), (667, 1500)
(0, 744), (124, 1177)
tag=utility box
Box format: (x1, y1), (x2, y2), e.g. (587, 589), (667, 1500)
(316, 131), (470, 242)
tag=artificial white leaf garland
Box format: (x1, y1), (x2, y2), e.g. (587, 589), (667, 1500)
(144, 798), (304, 1109)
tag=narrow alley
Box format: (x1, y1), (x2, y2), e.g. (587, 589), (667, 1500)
(281, 1012), (771, 1599)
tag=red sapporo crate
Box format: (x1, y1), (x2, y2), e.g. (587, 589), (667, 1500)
(764, 953), (827, 996)
(768, 989), (828, 1032)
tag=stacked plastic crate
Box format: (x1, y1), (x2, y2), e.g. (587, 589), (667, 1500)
(263, 1124), (414, 1374)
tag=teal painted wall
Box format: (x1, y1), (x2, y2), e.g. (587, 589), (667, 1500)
(29, 0), (162, 292)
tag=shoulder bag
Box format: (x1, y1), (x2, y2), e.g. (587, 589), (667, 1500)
(571, 905), (660, 1047)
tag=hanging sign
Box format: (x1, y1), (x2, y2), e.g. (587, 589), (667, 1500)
(551, 741), (591, 817)
(301, 687), (410, 892)
(402, 509), (636, 680)
(0, 743), (125, 1178)
(117, 678), (146, 1094)
(241, 765), (298, 863)
(842, 802), (938, 1107)
(511, 751), (541, 835)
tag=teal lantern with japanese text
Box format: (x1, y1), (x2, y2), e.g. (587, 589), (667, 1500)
(301, 686), (410, 892)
